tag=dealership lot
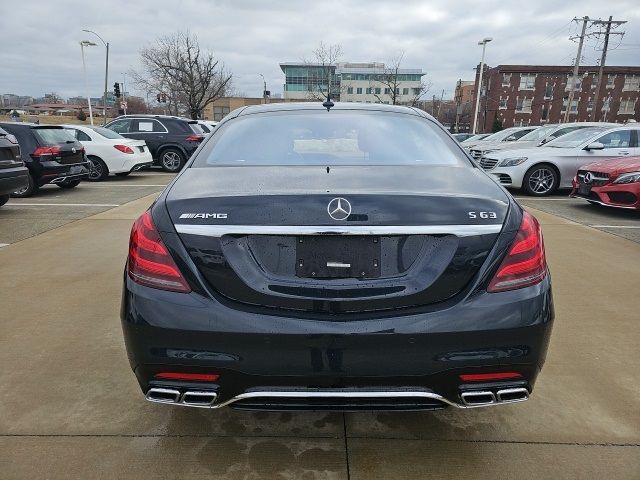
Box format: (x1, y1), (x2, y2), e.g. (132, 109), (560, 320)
(0, 181), (638, 478)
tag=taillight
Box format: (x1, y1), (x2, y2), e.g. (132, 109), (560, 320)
(185, 134), (204, 142)
(127, 211), (191, 293)
(487, 211), (547, 293)
(154, 372), (220, 382)
(33, 146), (62, 157)
(459, 372), (522, 382)
(114, 144), (134, 154)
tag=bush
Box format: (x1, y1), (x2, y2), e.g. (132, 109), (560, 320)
(77, 109), (87, 121)
(492, 119), (503, 133)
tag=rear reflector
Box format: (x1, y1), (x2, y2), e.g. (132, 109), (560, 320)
(114, 144), (134, 154)
(127, 210), (191, 293)
(154, 372), (220, 382)
(459, 372), (522, 382)
(487, 211), (547, 293)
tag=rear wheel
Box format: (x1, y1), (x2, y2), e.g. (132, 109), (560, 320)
(160, 148), (185, 172)
(87, 156), (109, 181)
(0, 194), (9, 206)
(523, 164), (559, 196)
(57, 179), (81, 189)
(115, 172), (131, 177)
(11, 173), (38, 198)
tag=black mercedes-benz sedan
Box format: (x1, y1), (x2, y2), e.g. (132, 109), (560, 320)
(121, 102), (553, 411)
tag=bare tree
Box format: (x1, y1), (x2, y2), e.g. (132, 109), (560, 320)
(131, 31), (232, 119)
(303, 42), (344, 101)
(370, 53), (431, 105)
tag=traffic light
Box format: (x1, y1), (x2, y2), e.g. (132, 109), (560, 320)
(114, 83), (121, 98)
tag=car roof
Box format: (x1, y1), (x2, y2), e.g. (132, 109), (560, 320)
(111, 114), (196, 123)
(0, 122), (64, 129)
(235, 101), (433, 119)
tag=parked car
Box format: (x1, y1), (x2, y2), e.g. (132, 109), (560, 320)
(63, 125), (153, 181)
(0, 123), (89, 197)
(571, 156), (640, 210)
(463, 126), (538, 153)
(105, 115), (205, 172)
(480, 125), (640, 196)
(468, 122), (618, 162)
(460, 133), (491, 145)
(452, 133), (475, 143)
(0, 126), (29, 206)
(197, 120), (218, 134)
(122, 102), (553, 411)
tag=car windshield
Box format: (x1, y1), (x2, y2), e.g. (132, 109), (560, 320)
(478, 128), (523, 143)
(544, 127), (609, 148)
(195, 110), (469, 167)
(33, 127), (76, 145)
(89, 126), (125, 139)
(518, 125), (557, 142)
(461, 134), (489, 143)
(190, 123), (205, 134)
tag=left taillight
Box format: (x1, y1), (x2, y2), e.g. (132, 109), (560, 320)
(487, 211), (547, 293)
(127, 211), (191, 293)
(114, 144), (134, 154)
(185, 134), (204, 142)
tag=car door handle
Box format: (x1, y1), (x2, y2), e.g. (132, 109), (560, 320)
(617, 151), (630, 155)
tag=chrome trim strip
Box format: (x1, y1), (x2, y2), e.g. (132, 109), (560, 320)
(145, 388), (523, 410)
(174, 224), (503, 238)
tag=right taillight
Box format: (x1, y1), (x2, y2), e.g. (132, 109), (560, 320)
(127, 211), (191, 293)
(114, 144), (134, 154)
(487, 211), (547, 293)
(33, 146), (62, 157)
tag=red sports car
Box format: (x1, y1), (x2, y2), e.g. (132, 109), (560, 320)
(571, 156), (640, 210)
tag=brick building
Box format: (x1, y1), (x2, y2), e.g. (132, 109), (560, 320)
(472, 65), (640, 132)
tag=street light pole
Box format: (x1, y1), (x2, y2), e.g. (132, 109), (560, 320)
(259, 73), (267, 103)
(80, 40), (96, 125)
(83, 30), (109, 125)
(472, 37), (492, 134)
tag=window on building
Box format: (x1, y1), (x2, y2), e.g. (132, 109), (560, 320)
(561, 99), (578, 113)
(356, 87), (363, 95)
(347, 87), (353, 94)
(395, 88), (400, 94)
(566, 75), (582, 91)
(544, 83), (553, 98)
(515, 98), (532, 112)
(366, 88), (372, 95)
(623, 75), (640, 92)
(375, 88), (381, 95)
(587, 100), (593, 110)
(403, 88), (409, 95)
(412, 88), (421, 96)
(606, 75), (615, 88)
(541, 107), (549, 121)
(618, 98), (636, 114)
(213, 106), (230, 121)
(499, 97), (507, 109)
(502, 73), (511, 86)
(519, 74), (535, 90)
(384, 88), (390, 94)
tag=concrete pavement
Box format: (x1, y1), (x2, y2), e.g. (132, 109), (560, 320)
(0, 195), (638, 479)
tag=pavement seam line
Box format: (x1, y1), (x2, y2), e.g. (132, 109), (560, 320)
(342, 413), (351, 480)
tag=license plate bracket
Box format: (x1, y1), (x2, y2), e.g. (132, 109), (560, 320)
(295, 236), (381, 279)
(578, 183), (592, 196)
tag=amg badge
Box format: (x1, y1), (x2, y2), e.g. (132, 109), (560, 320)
(179, 213), (228, 219)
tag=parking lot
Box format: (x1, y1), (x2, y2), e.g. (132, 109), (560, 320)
(1, 178), (639, 479)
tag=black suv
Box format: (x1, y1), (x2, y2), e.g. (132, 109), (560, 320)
(0, 123), (90, 197)
(0, 126), (29, 206)
(105, 115), (204, 172)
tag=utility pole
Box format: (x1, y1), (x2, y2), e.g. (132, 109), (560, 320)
(472, 37), (492, 133)
(590, 16), (627, 121)
(454, 79), (462, 132)
(563, 16), (589, 123)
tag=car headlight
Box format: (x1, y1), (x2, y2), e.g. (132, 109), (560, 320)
(498, 157), (528, 167)
(612, 172), (640, 184)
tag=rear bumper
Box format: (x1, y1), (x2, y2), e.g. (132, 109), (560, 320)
(121, 275), (554, 410)
(0, 165), (29, 195)
(34, 161), (90, 186)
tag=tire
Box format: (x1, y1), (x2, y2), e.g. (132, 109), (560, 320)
(0, 194), (9, 206)
(57, 179), (81, 189)
(87, 156), (109, 181)
(522, 164), (559, 196)
(159, 148), (185, 172)
(115, 172), (131, 177)
(11, 172), (38, 198)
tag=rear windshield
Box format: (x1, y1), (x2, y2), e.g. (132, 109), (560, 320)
(194, 111), (469, 167)
(33, 127), (76, 145)
(90, 126), (125, 139)
(190, 123), (205, 134)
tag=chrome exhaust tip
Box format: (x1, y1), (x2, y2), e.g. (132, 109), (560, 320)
(496, 387), (529, 404)
(460, 390), (496, 407)
(146, 387), (181, 404)
(182, 390), (217, 407)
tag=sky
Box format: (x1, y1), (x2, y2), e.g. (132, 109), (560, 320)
(0, 0), (639, 102)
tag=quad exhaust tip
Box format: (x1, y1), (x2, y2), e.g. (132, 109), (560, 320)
(146, 388), (217, 407)
(461, 387), (529, 407)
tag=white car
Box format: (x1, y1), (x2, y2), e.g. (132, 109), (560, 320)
(468, 122), (618, 161)
(63, 125), (153, 181)
(197, 120), (218, 134)
(463, 126), (538, 153)
(480, 125), (640, 196)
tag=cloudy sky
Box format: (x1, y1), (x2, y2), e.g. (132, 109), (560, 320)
(1, 0), (639, 101)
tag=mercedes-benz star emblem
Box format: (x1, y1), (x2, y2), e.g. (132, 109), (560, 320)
(327, 197), (352, 221)
(71, 147), (76, 154)
(583, 172), (593, 184)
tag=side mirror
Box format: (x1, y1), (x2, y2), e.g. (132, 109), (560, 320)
(585, 142), (605, 151)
